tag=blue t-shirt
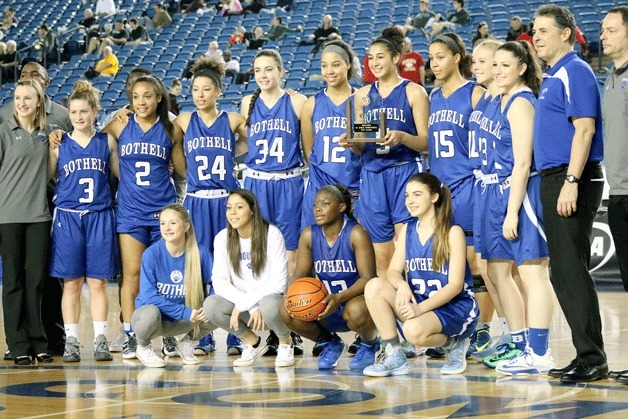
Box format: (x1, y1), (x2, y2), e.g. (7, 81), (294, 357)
(428, 81), (476, 186)
(534, 51), (603, 171)
(53, 131), (112, 211)
(405, 219), (474, 301)
(117, 116), (176, 225)
(309, 89), (361, 191)
(311, 219), (360, 295)
(184, 111), (238, 193)
(136, 240), (213, 322)
(495, 89), (537, 182)
(361, 79), (422, 173)
(245, 93), (303, 171)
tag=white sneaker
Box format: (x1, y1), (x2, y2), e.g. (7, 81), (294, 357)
(110, 327), (125, 352)
(175, 338), (201, 365)
(496, 347), (555, 376)
(233, 340), (268, 367)
(275, 344), (295, 367)
(136, 345), (166, 368)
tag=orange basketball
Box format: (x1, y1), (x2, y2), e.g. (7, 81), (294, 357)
(285, 277), (328, 321)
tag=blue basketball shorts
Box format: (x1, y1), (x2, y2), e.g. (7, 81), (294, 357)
(450, 176), (474, 246)
(429, 293), (478, 339)
(360, 162), (422, 243)
(49, 208), (118, 279)
(320, 303), (351, 333)
(117, 222), (162, 247)
(244, 173), (304, 250)
(184, 191), (229, 254)
(472, 175), (487, 253)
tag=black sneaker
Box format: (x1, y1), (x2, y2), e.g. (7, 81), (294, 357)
(4, 349), (12, 361)
(348, 334), (361, 355)
(312, 342), (324, 356)
(426, 347), (446, 358)
(265, 330), (279, 356)
(291, 332), (303, 355)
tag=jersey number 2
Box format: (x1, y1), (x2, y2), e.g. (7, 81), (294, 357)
(196, 155), (226, 181)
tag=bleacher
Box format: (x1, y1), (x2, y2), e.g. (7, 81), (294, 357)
(0, 0), (621, 119)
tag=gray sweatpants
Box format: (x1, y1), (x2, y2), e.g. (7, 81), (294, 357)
(131, 304), (217, 347)
(203, 293), (291, 339)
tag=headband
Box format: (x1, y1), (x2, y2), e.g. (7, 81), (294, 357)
(194, 69), (222, 90)
(320, 184), (344, 202)
(433, 35), (464, 57)
(322, 44), (351, 64)
(372, 37), (400, 54)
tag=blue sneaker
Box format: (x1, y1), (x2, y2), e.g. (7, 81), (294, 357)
(363, 344), (409, 377)
(318, 334), (345, 370)
(441, 338), (470, 375)
(194, 332), (216, 355)
(467, 326), (491, 358)
(227, 333), (244, 355)
(349, 339), (380, 371)
(471, 334), (511, 361)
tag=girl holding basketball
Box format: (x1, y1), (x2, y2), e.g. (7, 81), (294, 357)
(241, 50), (307, 275)
(203, 189), (294, 367)
(340, 27), (429, 279)
(280, 185), (378, 370)
(48, 80), (119, 363)
(363, 173), (478, 376)
(300, 40), (362, 229)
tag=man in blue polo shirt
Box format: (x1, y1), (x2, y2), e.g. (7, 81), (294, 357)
(532, 4), (607, 383)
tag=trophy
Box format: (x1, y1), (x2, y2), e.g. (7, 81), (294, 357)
(344, 98), (387, 143)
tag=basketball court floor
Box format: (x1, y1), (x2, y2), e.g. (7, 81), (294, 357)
(0, 286), (626, 418)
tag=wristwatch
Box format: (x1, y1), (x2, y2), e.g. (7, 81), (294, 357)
(565, 174), (580, 184)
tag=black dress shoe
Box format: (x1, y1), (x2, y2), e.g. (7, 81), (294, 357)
(560, 362), (608, 383)
(617, 372), (628, 384)
(609, 369), (628, 379)
(14, 355), (32, 366)
(35, 353), (54, 363)
(548, 359), (578, 378)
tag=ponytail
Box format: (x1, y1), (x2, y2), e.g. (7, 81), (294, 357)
(497, 41), (542, 95)
(318, 184), (357, 222)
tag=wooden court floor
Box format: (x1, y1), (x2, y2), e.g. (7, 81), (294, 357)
(0, 286), (626, 418)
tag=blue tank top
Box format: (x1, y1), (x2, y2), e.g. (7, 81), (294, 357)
(467, 92), (492, 171)
(117, 116), (176, 224)
(184, 111), (239, 193)
(428, 81), (476, 187)
(309, 89), (361, 191)
(361, 80), (422, 173)
(246, 93), (303, 171)
(495, 89), (537, 182)
(405, 219), (474, 301)
(53, 131), (112, 211)
(474, 95), (502, 175)
(311, 219), (360, 295)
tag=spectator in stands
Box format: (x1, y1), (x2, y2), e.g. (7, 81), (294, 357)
(516, 19), (534, 47)
(95, 0), (117, 17)
(220, 0), (243, 16)
(245, 26), (267, 50)
(1, 6), (17, 31)
(429, 0), (470, 37)
(152, 3), (173, 29)
(506, 16), (525, 42)
(400, 0), (436, 36)
(229, 26), (245, 45)
(0, 40), (17, 83)
(205, 41), (225, 63)
(276, 0), (294, 12)
(127, 18), (152, 46)
(300, 14), (341, 55)
(137, 11), (155, 31)
(223, 50), (240, 77)
(94, 45), (120, 77)
(80, 9), (98, 30)
(169, 79), (182, 115)
(0, 42), (5, 60)
(35, 24), (60, 67)
(265, 16), (302, 41)
(471, 22), (492, 47)
(184, 0), (207, 14)
(98, 20), (130, 54)
(242, 0), (267, 14)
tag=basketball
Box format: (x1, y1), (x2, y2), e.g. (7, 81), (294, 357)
(285, 277), (329, 321)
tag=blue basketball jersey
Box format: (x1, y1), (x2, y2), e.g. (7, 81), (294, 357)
(53, 132), (112, 211)
(474, 95), (502, 175)
(361, 80), (422, 173)
(185, 111), (238, 193)
(117, 116), (176, 225)
(428, 81), (476, 187)
(309, 89), (361, 190)
(495, 89), (537, 182)
(467, 92), (492, 170)
(246, 93), (303, 171)
(311, 219), (359, 295)
(405, 219), (474, 301)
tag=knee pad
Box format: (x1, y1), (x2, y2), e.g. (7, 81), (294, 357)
(473, 274), (487, 293)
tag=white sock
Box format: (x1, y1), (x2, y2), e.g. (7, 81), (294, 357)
(65, 324), (79, 339)
(93, 321), (108, 337)
(499, 317), (510, 335)
(124, 322), (133, 334)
